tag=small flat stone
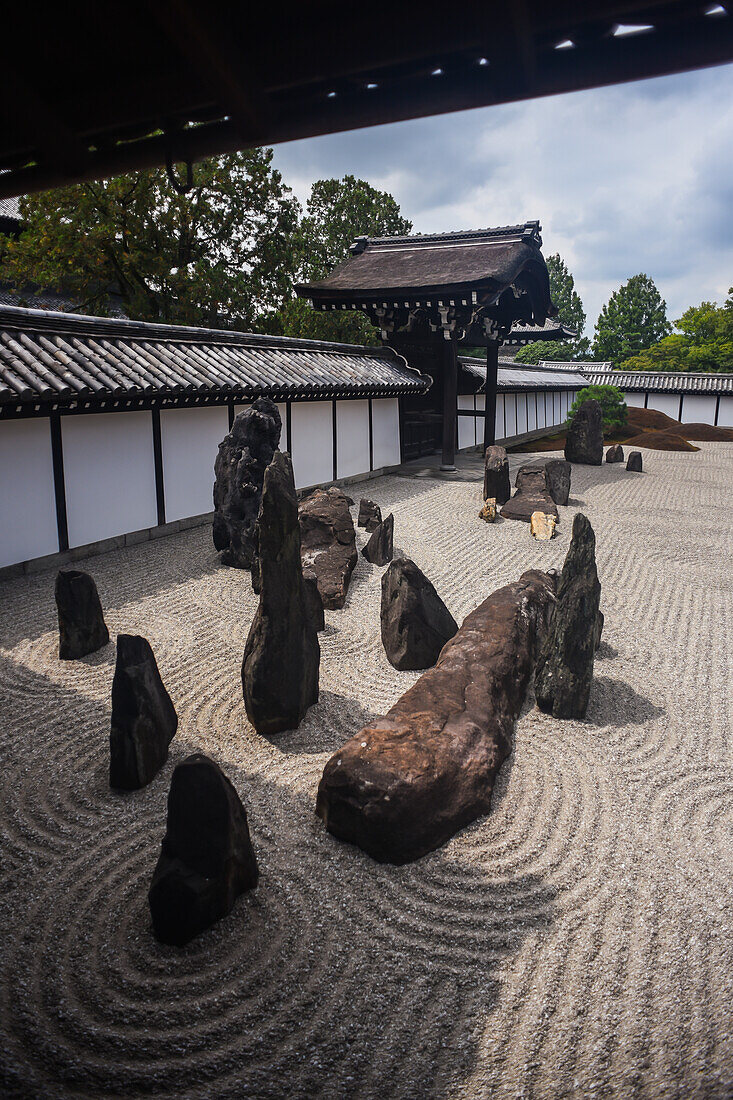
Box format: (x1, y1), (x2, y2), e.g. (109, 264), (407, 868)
(530, 511), (557, 540)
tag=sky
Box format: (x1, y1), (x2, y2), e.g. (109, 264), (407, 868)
(272, 62), (733, 341)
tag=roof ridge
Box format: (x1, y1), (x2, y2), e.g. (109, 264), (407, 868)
(0, 302), (386, 357)
(351, 221), (541, 252)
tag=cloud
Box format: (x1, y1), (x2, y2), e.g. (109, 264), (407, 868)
(272, 63), (733, 335)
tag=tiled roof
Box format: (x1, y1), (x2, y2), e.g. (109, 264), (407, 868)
(583, 370), (733, 394)
(538, 360), (612, 371)
(0, 196), (20, 221)
(0, 305), (431, 414)
(506, 318), (577, 342)
(459, 356), (589, 392)
(0, 284), (128, 318)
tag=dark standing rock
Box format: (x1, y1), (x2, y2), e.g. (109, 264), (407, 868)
(303, 569), (325, 632)
(110, 635), (178, 790)
(213, 399), (282, 569)
(606, 444), (624, 463)
(299, 488), (358, 610)
(627, 451), (643, 472)
(501, 463), (558, 523)
(361, 513), (394, 567)
(148, 754), (259, 946)
(545, 459), (572, 506)
(242, 451), (320, 735)
(317, 570), (555, 863)
(594, 609), (605, 651)
(565, 398), (604, 466)
(358, 499), (382, 532)
(55, 570), (109, 660)
(535, 512), (602, 719)
(483, 445), (511, 504)
(380, 556), (458, 671)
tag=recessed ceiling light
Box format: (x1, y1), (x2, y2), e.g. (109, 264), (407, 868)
(366, 82), (378, 89)
(431, 67), (444, 76)
(613, 22), (654, 36)
(555, 39), (575, 49)
(477, 57), (489, 66)
(705, 3), (726, 13)
(327, 91), (337, 98)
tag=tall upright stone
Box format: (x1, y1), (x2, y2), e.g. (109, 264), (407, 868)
(534, 512), (602, 718)
(242, 451), (320, 735)
(362, 513), (394, 566)
(55, 569), (109, 660)
(148, 754), (259, 946)
(565, 399), (604, 466)
(213, 399), (282, 569)
(110, 634), (178, 790)
(483, 445), (511, 504)
(545, 458), (571, 505)
(626, 451), (643, 472)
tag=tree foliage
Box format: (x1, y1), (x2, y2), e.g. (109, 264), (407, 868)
(620, 292), (733, 373)
(592, 274), (670, 365)
(263, 175), (412, 344)
(514, 253), (589, 364)
(569, 384), (628, 436)
(0, 150), (301, 328)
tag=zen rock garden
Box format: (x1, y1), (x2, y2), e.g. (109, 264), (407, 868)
(49, 397), (620, 942)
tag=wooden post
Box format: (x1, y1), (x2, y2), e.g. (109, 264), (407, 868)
(483, 340), (499, 452)
(441, 336), (458, 469)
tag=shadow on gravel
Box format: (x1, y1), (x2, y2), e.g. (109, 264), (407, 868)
(585, 675), (665, 727)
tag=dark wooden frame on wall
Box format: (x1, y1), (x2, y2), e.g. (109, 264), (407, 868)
(49, 411), (69, 552)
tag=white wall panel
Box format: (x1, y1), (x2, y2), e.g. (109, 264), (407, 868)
(554, 392), (561, 424)
(504, 394), (517, 437)
(291, 401), (333, 489)
(527, 392), (537, 432)
(646, 393), (680, 419)
(0, 418), (59, 568)
(681, 395), (717, 424)
(717, 396), (733, 427)
(62, 411), (157, 548)
(516, 394), (528, 435)
(624, 391), (645, 408)
(336, 400), (370, 478)
(457, 395), (475, 450)
(160, 406), (228, 523)
(372, 398), (401, 468)
(538, 392), (547, 429)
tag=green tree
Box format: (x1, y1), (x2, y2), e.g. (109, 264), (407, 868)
(515, 253), (589, 364)
(263, 175), (412, 344)
(621, 292), (733, 373)
(592, 274), (671, 365)
(0, 149), (301, 328)
(569, 384), (628, 437)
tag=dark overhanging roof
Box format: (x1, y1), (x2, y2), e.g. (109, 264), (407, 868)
(0, 304), (431, 418)
(297, 223), (556, 344)
(1, 3), (733, 200)
(506, 317), (578, 343)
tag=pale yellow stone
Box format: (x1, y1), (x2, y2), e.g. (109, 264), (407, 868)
(530, 511), (557, 540)
(479, 498), (497, 522)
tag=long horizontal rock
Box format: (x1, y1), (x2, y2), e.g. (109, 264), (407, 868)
(316, 569), (556, 864)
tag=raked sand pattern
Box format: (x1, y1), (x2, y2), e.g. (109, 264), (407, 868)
(0, 444), (732, 1100)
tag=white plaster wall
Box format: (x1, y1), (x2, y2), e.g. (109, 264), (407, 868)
(717, 396), (733, 427)
(0, 418), (59, 568)
(516, 394), (528, 436)
(624, 392), (646, 408)
(646, 393), (680, 419)
(681, 395), (717, 424)
(160, 406), (228, 523)
(526, 392), (537, 433)
(538, 392), (548, 429)
(504, 394), (517, 437)
(457, 395), (475, 449)
(372, 398), (401, 468)
(336, 400), (370, 478)
(62, 411), (157, 548)
(291, 401), (333, 489)
(553, 392), (561, 423)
